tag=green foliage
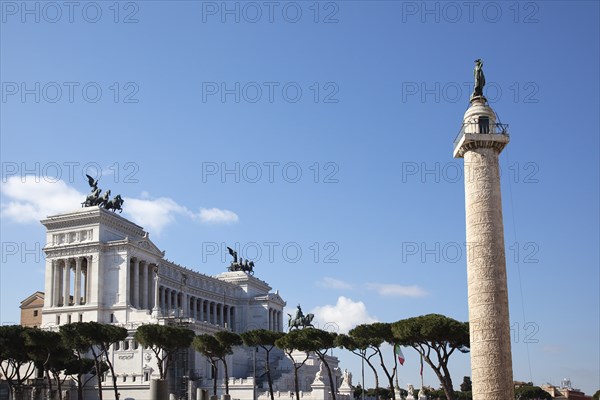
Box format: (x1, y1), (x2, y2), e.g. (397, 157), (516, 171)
(392, 314), (470, 400)
(348, 323), (397, 397)
(193, 331), (242, 395)
(460, 376), (472, 392)
(240, 329), (284, 349)
(274, 331), (312, 400)
(392, 314), (469, 351)
(135, 324), (195, 380)
(513, 385), (552, 399)
(241, 329), (285, 400)
(0, 325), (36, 393)
(59, 322), (128, 400)
(592, 389), (600, 400)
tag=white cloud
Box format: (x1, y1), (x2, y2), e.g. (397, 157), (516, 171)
(316, 277), (353, 290)
(124, 197), (192, 234)
(197, 208), (239, 224)
(1, 177), (239, 234)
(124, 199), (239, 234)
(0, 176), (84, 223)
(367, 283), (428, 297)
(311, 296), (378, 333)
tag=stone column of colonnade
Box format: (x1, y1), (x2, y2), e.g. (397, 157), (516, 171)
(49, 256), (91, 307)
(268, 308), (283, 332)
(155, 287), (238, 330)
(129, 258), (157, 309)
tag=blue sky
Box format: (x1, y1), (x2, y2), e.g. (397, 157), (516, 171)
(1, 0), (599, 394)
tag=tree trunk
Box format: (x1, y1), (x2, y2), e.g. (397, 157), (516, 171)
(323, 360), (337, 400)
(265, 351), (274, 400)
(223, 359), (230, 394)
(54, 371), (64, 400)
(91, 348), (103, 400)
(211, 362), (218, 396)
(46, 368), (54, 400)
(77, 374), (84, 400)
(293, 366), (300, 400)
(107, 360), (119, 400)
(363, 356), (380, 389)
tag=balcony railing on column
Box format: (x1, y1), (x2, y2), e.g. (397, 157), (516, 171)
(454, 122), (509, 147)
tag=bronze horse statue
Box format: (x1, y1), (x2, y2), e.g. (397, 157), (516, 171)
(104, 194), (124, 213)
(287, 313), (314, 330)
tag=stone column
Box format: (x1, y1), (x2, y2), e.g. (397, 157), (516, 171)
(82, 261), (88, 305)
(142, 262), (149, 309)
(74, 257), (82, 305)
(199, 299), (204, 321)
(52, 260), (61, 307)
(279, 311), (283, 332)
(152, 268), (160, 318)
(464, 147), (513, 400)
(454, 96), (513, 400)
(231, 307), (237, 332)
(211, 302), (216, 324)
(133, 259), (140, 308)
(183, 294), (189, 317)
(63, 260), (71, 306)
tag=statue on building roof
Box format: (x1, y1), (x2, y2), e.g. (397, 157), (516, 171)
(81, 176), (124, 212)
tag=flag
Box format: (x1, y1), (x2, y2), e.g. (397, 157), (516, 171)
(395, 345), (405, 365)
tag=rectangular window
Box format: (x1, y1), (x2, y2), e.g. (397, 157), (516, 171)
(67, 315), (72, 324)
(56, 315), (60, 325)
(110, 313), (114, 323)
(33, 310), (38, 317)
(144, 373), (149, 382)
(79, 314), (83, 322)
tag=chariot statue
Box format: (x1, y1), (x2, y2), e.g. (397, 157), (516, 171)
(81, 175), (124, 213)
(226, 246), (255, 275)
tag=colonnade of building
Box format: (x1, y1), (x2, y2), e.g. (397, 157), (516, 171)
(157, 287), (238, 330)
(268, 308), (283, 332)
(49, 256), (91, 307)
(129, 258), (157, 310)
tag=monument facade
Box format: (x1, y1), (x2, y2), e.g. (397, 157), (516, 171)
(38, 205), (345, 399)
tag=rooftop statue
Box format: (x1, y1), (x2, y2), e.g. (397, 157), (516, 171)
(81, 175), (124, 213)
(471, 59), (486, 99)
(226, 247), (255, 275)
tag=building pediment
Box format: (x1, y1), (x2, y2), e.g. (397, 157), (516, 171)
(20, 291), (45, 308)
(133, 236), (165, 257)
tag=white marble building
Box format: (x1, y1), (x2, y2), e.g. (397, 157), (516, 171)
(39, 206), (349, 400)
